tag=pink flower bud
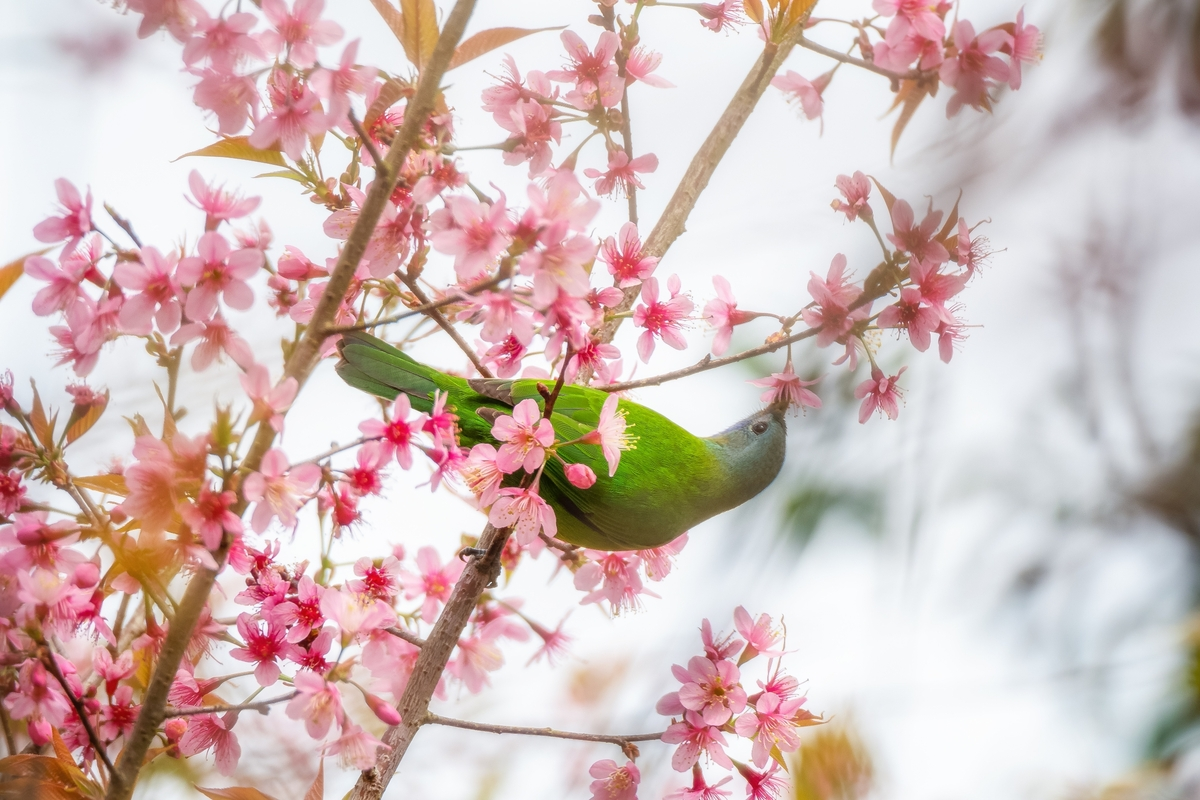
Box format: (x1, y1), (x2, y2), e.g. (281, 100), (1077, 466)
(565, 463), (597, 489)
(363, 691), (402, 725)
(73, 561), (101, 589)
(164, 717), (188, 744)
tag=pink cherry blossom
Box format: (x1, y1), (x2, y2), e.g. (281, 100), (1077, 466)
(676, 656), (748, 726)
(187, 170), (261, 226)
(359, 394), (426, 469)
(601, 222), (658, 288)
(178, 712), (241, 776)
(939, 20), (1013, 117)
(625, 47), (673, 87)
(854, 367), (906, 423)
(771, 70), (824, 121)
(801, 254), (868, 348)
(581, 394), (632, 477)
(286, 670), (344, 739)
(639, 533), (688, 581)
(492, 398), (555, 473)
(190, 67), (258, 134)
(0, 470), (26, 517)
(566, 337), (621, 383)
(520, 217), (598, 306)
(736, 762), (788, 800)
(424, 390), (459, 449)
(666, 766), (733, 800)
(320, 586), (397, 641)
(33, 179), (93, 249)
(499, 99), (562, 177)
(547, 30), (623, 110)
(344, 441), (387, 496)
(177, 231), (262, 321)
(93, 648), (135, 696)
(427, 444), (469, 492)
(832, 172), (872, 221)
(126, 0), (203, 42)
(349, 554), (403, 601)
(182, 10), (264, 70)
(634, 275), (694, 362)
(734, 691), (808, 767)
(733, 607), (785, 659)
(179, 484), (242, 550)
(698, 0), (746, 32)
(589, 759), (641, 800)
(878, 286), (941, 351)
(704, 275), (758, 356)
(873, 25), (946, 73)
(448, 632), (505, 693)
(326, 723), (388, 770)
(575, 550), (653, 612)
(3, 658), (72, 733)
(258, 0), (344, 70)
(0, 511), (82, 572)
(230, 612), (296, 686)
(1004, 8), (1041, 90)
(482, 335), (528, 378)
(749, 362), (821, 410)
(324, 184), (413, 278)
(99, 685), (139, 741)
(242, 448), (322, 532)
(662, 710), (734, 772)
(24, 254), (90, 318)
(460, 443), (505, 507)
(249, 69), (329, 161)
(264, 574), (326, 643)
(584, 149), (659, 198)
(401, 546), (466, 623)
(240, 363), (298, 433)
(429, 194), (514, 281)
(873, 0), (946, 43)
(489, 485), (558, 545)
(114, 246), (183, 335)
(170, 314), (255, 371)
(311, 39), (376, 125)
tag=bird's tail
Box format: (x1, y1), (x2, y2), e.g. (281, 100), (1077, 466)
(336, 331), (443, 413)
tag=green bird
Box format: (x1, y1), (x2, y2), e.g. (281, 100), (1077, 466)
(336, 332), (787, 551)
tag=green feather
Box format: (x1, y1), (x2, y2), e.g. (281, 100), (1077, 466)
(336, 332), (788, 551)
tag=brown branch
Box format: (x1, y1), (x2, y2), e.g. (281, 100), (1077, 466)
(397, 272), (494, 377)
(163, 693), (295, 718)
(581, 21), (808, 381)
(349, 522), (508, 800)
(423, 713), (664, 746)
(385, 626), (427, 648)
(104, 3), (477, 797)
(796, 34), (921, 81)
(38, 642), (116, 779)
(600, 4), (639, 224)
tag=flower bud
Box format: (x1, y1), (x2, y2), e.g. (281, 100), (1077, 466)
(73, 561), (101, 589)
(565, 463), (597, 489)
(164, 717), (188, 745)
(363, 691), (402, 725)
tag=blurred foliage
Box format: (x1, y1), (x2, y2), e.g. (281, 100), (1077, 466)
(790, 725), (874, 800)
(1093, 0), (1200, 114)
(780, 485), (884, 549)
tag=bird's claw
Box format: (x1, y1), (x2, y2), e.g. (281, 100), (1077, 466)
(457, 546), (487, 562)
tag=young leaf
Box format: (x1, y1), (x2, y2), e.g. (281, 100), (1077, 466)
(364, 79), (412, 128)
(367, 0), (406, 46)
(744, 0), (765, 24)
(868, 176), (898, 217)
(447, 26), (566, 71)
(253, 169), (308, 183)
(401, 0), (440, 69)
(303, 761), (325, 800)
(30, 383), (54, 450)
(65, 390), (109, 445)
(886, 78), (935, 158)
(0, 250), (48, 304)
(73, 474), (128, 496)
(175, 137), (287, 168)
(196, 788), (282, 800)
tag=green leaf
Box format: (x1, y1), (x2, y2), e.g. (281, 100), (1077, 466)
(175, 136), (286, 167)
(447, 26), (565, 71)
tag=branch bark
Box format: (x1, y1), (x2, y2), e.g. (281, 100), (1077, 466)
(424, 713), (664, 746)
(104, 1), (478, 795)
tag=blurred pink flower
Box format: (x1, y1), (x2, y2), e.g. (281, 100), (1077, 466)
(854, 367), (906, 423)
(589, 759), (641, 800)
(242, 448), (322, 532)
(258, 0), (344, 69)
(33, 179), (93, 250)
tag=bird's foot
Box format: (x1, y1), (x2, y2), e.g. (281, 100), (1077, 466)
(457, 546), (487, 562)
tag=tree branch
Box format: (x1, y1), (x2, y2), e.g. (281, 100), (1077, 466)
(104, 2), (478, 795)
(423, 713), (664, 746)
(324, 270), (511, 334)
(39, 643), (116, 779)
(397, 272), (494, 377)
(163, 693), (296, 718)
(386, 626), (427, 648)
(797, 34), (921, 81)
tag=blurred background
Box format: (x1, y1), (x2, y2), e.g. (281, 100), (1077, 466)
(3, 0), (1200, 798)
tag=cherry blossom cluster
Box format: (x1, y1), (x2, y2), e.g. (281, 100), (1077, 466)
(587, 608), (820, 800)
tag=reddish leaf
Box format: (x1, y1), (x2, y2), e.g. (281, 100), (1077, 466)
(303, 761), (324, 800)
(73, 474), (128, 496)
(401, 0), (440, 68)
(364, 78), (412, 128)
(29, 383), (53, 450)
(196, 788), (282, 800)
(65, 390), (108, 445)
(886, 78), (934, 157)
(868, 176), (898, 217)
(175, 136), (286, 168)
(0, 252), (42, 303)
(447, 26), (565, 71)
(744, 0), (765, 23)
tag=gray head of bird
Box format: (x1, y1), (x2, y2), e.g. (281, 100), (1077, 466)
(705, 404), (789, 503)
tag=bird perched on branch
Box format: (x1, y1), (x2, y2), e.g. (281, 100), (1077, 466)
(336, 332), (787, 551)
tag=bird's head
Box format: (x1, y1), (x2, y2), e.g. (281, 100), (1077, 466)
(706, 405), (788, 503)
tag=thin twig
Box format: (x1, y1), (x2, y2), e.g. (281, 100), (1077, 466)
(397, 272), (494, 378)
(324, 270), (511, 334)
(39, 643), (117, 779)
(796, 35), (921, 81)
(163, 693), (295, 718)
(0, 704), (16, 757)
(386, 626), (427, 648)
(347, 111), (387, 177)
(103, 203), (143, 248)
(424, 713), (664, 746)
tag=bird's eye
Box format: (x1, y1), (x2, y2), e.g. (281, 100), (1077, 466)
(751, 421), (769, 435)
